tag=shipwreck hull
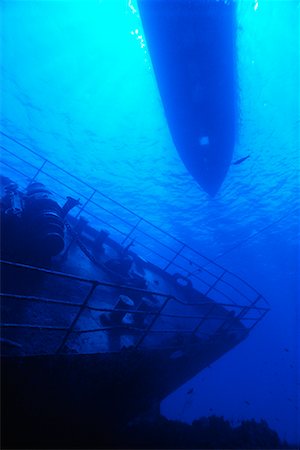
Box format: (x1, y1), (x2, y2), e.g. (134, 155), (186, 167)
(0, 134), (269, 448)
(2, 335), (241, 448)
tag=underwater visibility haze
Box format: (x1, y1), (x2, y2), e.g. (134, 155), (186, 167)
(1, 0), (299, 447)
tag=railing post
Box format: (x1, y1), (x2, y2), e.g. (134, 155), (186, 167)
(164, 244), (186, 271)
(121, 217), (143, 246)
(56, 281), (98, 354)
(29, 159), (48, 184)
(251, 294), (262, 307)
(192, 304), (217, 337)
(135, 296), (172, 349)
(74, 190), (96, 219)
(237, 305), (250, 320)
(248, 308), (270, 330)
(204, 270), (226, 297)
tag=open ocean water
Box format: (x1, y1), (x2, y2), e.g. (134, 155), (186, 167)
(1, 0), (299, 445)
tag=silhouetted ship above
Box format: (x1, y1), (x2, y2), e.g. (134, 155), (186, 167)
(0, 133), (269, 447)
(138, 0), (237, 195)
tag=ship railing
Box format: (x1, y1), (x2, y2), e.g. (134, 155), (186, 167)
(1, 260), (270, 354)
(0, 132), (269, 317)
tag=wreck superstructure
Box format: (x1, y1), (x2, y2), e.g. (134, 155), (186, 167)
(0, 132), (269, 447)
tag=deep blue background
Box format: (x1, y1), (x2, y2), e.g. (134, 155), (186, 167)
(1, 0), (299, 444)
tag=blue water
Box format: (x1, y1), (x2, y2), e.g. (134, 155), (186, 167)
(1, 0), (299, 445)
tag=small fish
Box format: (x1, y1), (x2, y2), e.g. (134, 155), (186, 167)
(187, 388), (194, 395)
(232, 155), (250, 165)
(244, 400), (250, 406)
(284, 348), (289, 352)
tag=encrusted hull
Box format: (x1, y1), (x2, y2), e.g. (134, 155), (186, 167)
(2, 334), (241, 448)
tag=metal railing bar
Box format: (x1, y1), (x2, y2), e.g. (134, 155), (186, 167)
(252, 294), (262, 306)
(0, 279), (267, 338)
(190, 255), (267, 303)
(0, 259), (97, 285)
(1, 155), (105, 223)
(192, 304), (218, 335)
(0, 292), (83, 308)
(91, 231), (257, 309)
(1, 136), (264, 295)
(204, 270), (226, 296)
(0, 165), (244, 299)
(121, 217), (143, 246)
(163, 244), (186, 271)
(204, 275), (259, 306)
(1, 135), (269, 308)
(0, 292), (269, 317)
(0, 260), (171, 298)
(182, 263), (257, 306)
(74, 327), (144, 334)
(245, 309), (270, 330)
(0, 145), (44, 171)
(237, 316), (266, 321)
(159, 253), (259, 306)
(74, 328), (201, 335)
(0, 157), (74, 206)
(1, 323), (68, 331)
(86, 309), (244, 320)
(0, 159), (32, 181)
(73, 328), (216, 338)
(88, 207), (267, 307)
(126, 240), (171, 264)
(0, 133), (45, 162)
(13, 342), (194, 356)
(74, 193), (136, 229)
(220, 272), (269, 306)
(69, 210), (174, 268)
(74, 190), (96, 219)
(167, 268), (239, 306)
(55, 282), (98, 354)
(200, 284), (237, 306)
(191, 270), (261, 308)
(29, 160), (48, 183)
(31, 167), (95, 205)
(69, 197), (169, 257)
(0, 132), (149, 222)
(155, 250), (265, 308)
(235, 305), (251, 321)
(70, 207), (134, 242)
(135, 296), (173, 348)
(1, 167), (266, 310)
(85, 199), (186, 256)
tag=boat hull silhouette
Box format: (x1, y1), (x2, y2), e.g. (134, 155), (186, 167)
(138, 0), (237, 195)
